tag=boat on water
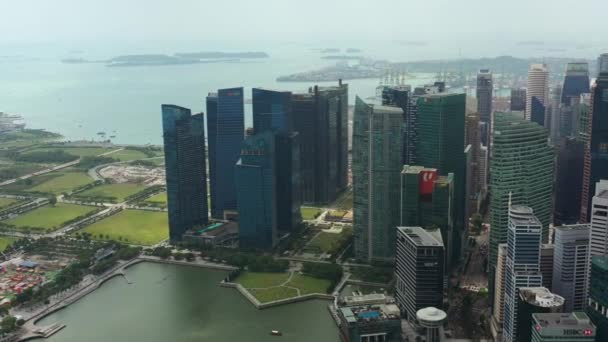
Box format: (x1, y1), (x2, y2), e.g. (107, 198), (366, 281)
(270, 330), (282, 336)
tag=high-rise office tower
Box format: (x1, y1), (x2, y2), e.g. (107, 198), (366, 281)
(479, 144), (488, 195)
(562, 63), (590, 105)
(477, 69), (493, 145)
(353, 97), (403, 262)
(382, 85), (410, 164)
(395, 226), (445, 322)
(206, 88), (244, 219)
(590, 180), (608, 257)
(552, 224), (591, 312)
(489, 112), (554, 285)
(598, 53), (608, 74)
(400, 165), (454, 268)
(511, 88), (527, 112)
(492, 243), (508, 340)
(503, 205), (544, 342)
(516, 287), (565, 342)
(540, 244), (554, 291)
(532, 312), (596, 342)
(526, 64), (549, 122)
(161, 105), (208, 242)
(465, 113), (481, 213)
(580, 71), (608, 222)
(252, 88), (301, 232)
(292, 82), (348, 205)
(416, 93), (466, 262)
(587, 256), (608, 341)
(395, 83), (446, 166)
(554, 137), (585, 225)
(235, 131), (277, 249)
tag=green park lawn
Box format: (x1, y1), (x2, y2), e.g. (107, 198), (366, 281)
(0, 198), (18, 210)
(74, 183), (146, 202)
(301, 207), (323, 220)
(235, 272), (290, 288)
(26, 172), (94, 194)
(0, 236), (17, 251)
(2, 203), (97, 232)
(248, 287), (299, 303)
(108, 149), (148, 161)
(144, 192), (167, 205)
(288, 274), (330, 295)
(235, 272), (331, 303)
(78, 209), (168, 245)
(23, 146), (115, 158)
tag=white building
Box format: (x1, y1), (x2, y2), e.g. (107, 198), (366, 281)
(590, 180), (608, 257)
(552, 224), (590, 312)
(526, 64), (549, 121)
(503, 205), (543, 342)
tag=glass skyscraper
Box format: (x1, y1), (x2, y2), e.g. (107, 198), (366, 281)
(206, 87), (244, 220)
(353, 97), (403, 262)
(161, 105), (208, 242)
(580, 71), (608, 222)
(503, 206), (543, 342)
(235, 131), (277, 249)
(252, 88), (301, 232)
(489, 112), (554, 275)
(292, 82), (348, 205)
(416, 93), (466, 261)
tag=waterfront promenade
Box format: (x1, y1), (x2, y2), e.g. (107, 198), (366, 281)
(14, 256), (236, 341)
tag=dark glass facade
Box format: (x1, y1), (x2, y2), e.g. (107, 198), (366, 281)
(235, 132), (276, 249)
(554, 137), (584, 225)
(511, 88), (527, 112)
(292, 83), (348, 205)
(581, 73), (608, 222)
(561, 63), (590, 105)
(206, 88), (244, 219)
(381, 86), (410, 164)
(416, 93), (466, 262)
(530, 96), (546, 127)
(252, 88), (301, 232)
(161, 105), (208, 242)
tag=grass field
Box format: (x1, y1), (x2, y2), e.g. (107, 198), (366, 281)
(235, 272), (331, 303)
(305, 226), (352, 255)
(108, 149), (148, 161)
(78, 209), (168, 245)
(0, 162), (45, 182)
(301, 207), (323, 220)
(331, 189), (353, 210)
(0, 198), (18, 209)
(23, 146), (114, 158)
(235, 272), (290, 288)
(74, 183), (146, 202)
(3, 203), (97, 232)
(248, 287), (299, 303)
(26, 172), (94, 194)
(288, 274), (330, 295)
(0, 237), (17, 251)
(143, 192), (167, 204)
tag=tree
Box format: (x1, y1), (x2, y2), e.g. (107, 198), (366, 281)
(471, 214), (483, 235)
(49, 197), (57, 206)
(0, 316), (17, 333)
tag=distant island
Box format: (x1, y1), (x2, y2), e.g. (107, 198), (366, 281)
(61, 51), (269, 67)
(321, 55), (363, 60)
(346, 48), (362, 53)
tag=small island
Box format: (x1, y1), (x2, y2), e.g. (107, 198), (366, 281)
(61, 51), (269, 67)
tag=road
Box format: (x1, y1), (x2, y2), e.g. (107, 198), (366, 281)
(0, 159), (81, 187)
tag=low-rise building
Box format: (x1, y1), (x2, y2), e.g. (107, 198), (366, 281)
(531, 312), (596, 342)
(182, 221), (239, 247)
(337, 294), (402, 342)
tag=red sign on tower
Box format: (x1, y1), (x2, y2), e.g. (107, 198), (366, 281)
(419, 169), (438, 195)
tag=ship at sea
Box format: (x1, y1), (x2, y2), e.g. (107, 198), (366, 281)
(0, 112), (25, 134)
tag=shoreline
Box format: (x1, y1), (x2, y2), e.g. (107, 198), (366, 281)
(20, 257), (237, 337)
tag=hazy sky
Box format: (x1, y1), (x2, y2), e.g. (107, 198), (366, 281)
(2, 0), (607, 48)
